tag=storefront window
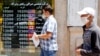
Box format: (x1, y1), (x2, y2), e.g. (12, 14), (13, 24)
(0, 0), (54, 56)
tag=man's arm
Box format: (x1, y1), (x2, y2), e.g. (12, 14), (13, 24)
(37, 32), (52, 40)
(80, 31), (99, 55)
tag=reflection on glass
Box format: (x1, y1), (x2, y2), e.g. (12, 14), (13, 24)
(0, 0), (53, 56)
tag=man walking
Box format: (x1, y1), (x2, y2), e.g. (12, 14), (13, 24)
(76, 7), (100, 56)
(35, 5), (58, 56)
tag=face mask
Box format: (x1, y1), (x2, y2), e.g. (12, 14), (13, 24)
(81, 17), (89, 25)
(42, 14), (46, 19)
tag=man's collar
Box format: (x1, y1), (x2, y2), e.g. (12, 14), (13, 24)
(46, 15), (53, 20)
(83, 22), (97, 30)
(48, 15), (53, 18)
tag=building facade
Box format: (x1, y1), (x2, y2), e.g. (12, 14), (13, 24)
(0, 0), (100, 56)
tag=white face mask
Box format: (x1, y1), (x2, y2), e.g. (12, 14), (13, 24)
(81, 17), (89, 25)
(42, 14), (46, 19)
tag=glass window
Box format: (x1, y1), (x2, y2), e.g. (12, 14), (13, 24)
(0, 0), (54, 56)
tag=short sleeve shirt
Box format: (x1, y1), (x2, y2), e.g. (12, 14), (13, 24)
(40, 15), (58, 51)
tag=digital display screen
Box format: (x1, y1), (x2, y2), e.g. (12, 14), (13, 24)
(2, 3), (45, 48)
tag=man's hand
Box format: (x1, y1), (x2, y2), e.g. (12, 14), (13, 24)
(34, 32), (39, 40)
(76, 49), (82, 56)
(35, 35), (39, 40)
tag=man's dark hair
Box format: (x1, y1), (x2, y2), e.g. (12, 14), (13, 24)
(42, 5), (53, 14)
